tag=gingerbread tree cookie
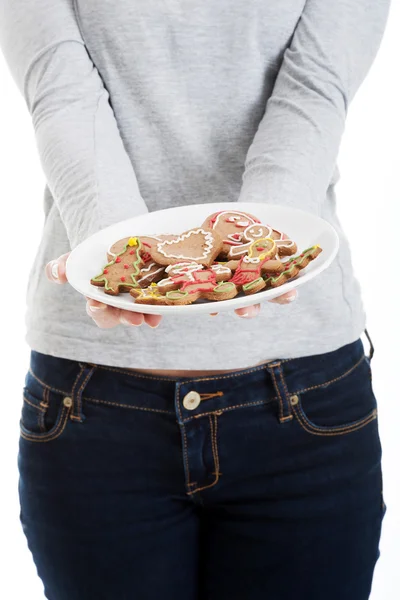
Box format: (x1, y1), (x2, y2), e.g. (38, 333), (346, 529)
(264, 246), (322, 288)
(91, 237), (144, 295)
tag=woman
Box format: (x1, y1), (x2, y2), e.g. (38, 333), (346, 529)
(0, 1), (389, 599)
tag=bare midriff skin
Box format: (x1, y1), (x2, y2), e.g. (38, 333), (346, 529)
(124, 359), (273, 378)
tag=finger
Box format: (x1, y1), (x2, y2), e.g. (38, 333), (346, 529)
(118, 309), (145, 327)
(45, 252), (70, 284)
(144, 313), (163, 328)
(86, 300), (119, 329)
(269, 289), (298, 305)
(235, 304), (261, 319)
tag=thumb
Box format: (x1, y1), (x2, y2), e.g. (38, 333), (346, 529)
(45, 252), (70, 284)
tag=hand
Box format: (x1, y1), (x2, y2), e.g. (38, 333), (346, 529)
(45, 253), (162, 329)
(210, 289), (298, 319)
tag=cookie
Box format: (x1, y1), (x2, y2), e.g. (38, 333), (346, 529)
(164, 281), (238, 306)
(130, 283), (169, 305)
(202, 210), (261, 258)
(156, 262), (232, 294)
(226, 223), (297, 259)
(149, 227), (223, 267)
(91, 237), (144, 295)
(107, 234), (175, 261)
(264, 245), (322, 288)
(230, 237), (277, 295)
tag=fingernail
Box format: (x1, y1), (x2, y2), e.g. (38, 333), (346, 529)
(241, 311), (249, 317)
(120, 316), (133, 326)
(88, 304), (106, 312)
(286, 294), (297, 302)
(147, 323), (160, 329)
(51, 261), (59, 280)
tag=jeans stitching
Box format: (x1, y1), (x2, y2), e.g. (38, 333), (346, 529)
(38, 387), (49, 432)
(176, 383), (193, 488)
(188, 414), (220, 495)
(23, 394), (46, 413)
(28, 368), (69, 396)
(187, 398), (276, 423)
(269, 367), (286, 422)
(293, 355), (365, 396)
(293, 403), (377, 436)
(71, 367), (96, 422)
(70, 365), (85, 421)
(83, 396), (175, 415)
(20, 405), (70, 443)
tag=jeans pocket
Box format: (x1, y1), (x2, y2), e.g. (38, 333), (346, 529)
(20, 373), (72, 443)
(291, 356), (378, 437)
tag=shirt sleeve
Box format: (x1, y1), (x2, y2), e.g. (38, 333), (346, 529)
(0, 0), (148, 249)
(237, 0), (391, 213)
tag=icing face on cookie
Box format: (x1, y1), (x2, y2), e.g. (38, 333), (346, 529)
(203, 211), (261, 255)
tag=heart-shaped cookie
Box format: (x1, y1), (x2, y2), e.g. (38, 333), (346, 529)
(149, 227), (223, 267)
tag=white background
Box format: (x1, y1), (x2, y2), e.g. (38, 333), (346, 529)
(0, 3), (399, 598)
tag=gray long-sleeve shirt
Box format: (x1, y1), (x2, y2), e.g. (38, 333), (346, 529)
(0, 0), (390, 369)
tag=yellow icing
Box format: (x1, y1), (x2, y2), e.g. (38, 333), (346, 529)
(128, 237), (138, 247)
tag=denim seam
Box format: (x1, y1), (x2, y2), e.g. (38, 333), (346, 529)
(23, 394), (46, 412)
(70, 367), (96, 422)
(28, 368), (70, 396)
(176, 382), (193, 489)
(83, 396), (175, 415)
(292, 355), (365, 396)
(188, 414), (220, 495)
(20, 405), (71, 443)
(187, 398), (276, 423)
(70, 365), (86, 422)
(293, 404), (377, 436)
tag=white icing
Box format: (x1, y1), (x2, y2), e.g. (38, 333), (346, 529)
(107, 234), (170, 258)
(210, 211), (258, 234)
(157, 229), (214, 261)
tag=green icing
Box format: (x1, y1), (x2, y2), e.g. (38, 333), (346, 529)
(264, 246), (319, 285)
(243, 277), (264, 292)
(213, 282), (236, 293)
(166, 290), (189, 300)
(91, 238), (143, 292)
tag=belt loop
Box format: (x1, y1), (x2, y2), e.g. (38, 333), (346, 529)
(70, 363), (96, 423)
(266, 362), (293, 423)
(364, 329), (374, 361)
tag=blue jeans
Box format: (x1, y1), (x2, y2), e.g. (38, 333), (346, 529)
(18, 337), (385, 600)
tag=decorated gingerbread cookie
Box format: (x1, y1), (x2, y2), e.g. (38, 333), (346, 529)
(107, 234), (175, 261)
(156, 262), (232, 294)
(230, 237), (277, 295)
(91, 237), (144, 295)
(202, 210), (261, 258)
(149, 227), (223, 267)
(264, 245), (322, 288)
(226, 223), (297, 259)
(130, 283), (169, 305)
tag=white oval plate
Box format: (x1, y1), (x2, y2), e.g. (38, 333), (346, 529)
(66, 202), (339, 315)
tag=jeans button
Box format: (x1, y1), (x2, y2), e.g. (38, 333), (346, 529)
(183, 391), (201, 410)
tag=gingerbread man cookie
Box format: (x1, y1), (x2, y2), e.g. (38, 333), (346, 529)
(230, 237), (277, 295)
(202, 210), (261, 258)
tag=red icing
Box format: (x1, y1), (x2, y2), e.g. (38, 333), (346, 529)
(141, 252), (152, 263)
(115, 257), (122, 263)
(120, 276), (126, 282)
(180, 270), (217, 293)
(256, 247), (264, 251)
(142, 242), (151, 248)
(124, 264), (129, 269)
(129, 250), (135, 255)
(103, 269), (109, 274)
